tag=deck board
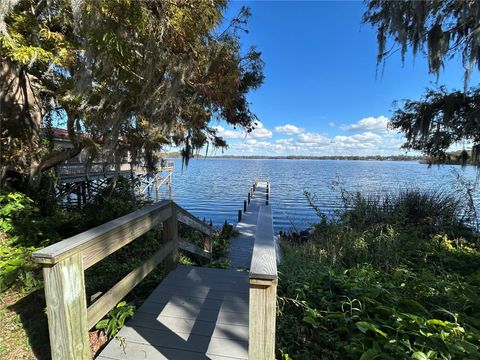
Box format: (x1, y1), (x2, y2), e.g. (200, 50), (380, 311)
(98, 267), (250, 359)
(97, 183), (269, 359)
(228, 182), (268, 269)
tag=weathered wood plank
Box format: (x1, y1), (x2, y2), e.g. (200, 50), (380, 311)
(163, 205), (179, 270)
(87, 241), (173, 329)
(43, 253), (90, 360)
(175, 205), (212, 236)
(179, 238), (210, 259)
(98, 264), (251, 360)
(248, 279), (277, 360)
(249, 204), (277, 280)
(207, 337), (248, 359)
(33, 200), (172, 266)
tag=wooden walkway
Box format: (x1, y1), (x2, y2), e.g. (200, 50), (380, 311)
(97, 183), (270, 359)
(97, 266), (249, 360)
(228, 182), (268, 269)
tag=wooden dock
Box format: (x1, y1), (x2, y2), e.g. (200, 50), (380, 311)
(56, 161), (175, 207)
(33, 181), (277, 360)
(229, 182), (268, 269)
(97, 266), (249, 360)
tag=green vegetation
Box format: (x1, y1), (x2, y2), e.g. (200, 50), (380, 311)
(0, 177), (236, 359)
(96, 301), (136, 341)
(277, 189), (480, 359)
(1, 0), (264, 187)
(178, 220), (238, 267)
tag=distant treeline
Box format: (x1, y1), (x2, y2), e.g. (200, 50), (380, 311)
(421, 150), (478, 165)
(160, 152), (423, 161)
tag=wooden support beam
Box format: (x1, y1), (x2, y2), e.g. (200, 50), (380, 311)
(43, 253), (90, 360)
(163, 204), (179, 270)
(244, 200), (247, 213)
(238, 209), (242, 223)
(176, 206), (212, 236)
(249, 279), (277, 360)
(179, 238), (211, 260)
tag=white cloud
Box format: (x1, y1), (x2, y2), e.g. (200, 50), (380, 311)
(341, 115), (390, 132)
(224, 129), (406, 156)
(213, 125), (244, 139)
(213, 121), (272, 140)
(213, 116), (407, 156)
(329, 122), (335, 127)
(250, 122), (273, 139)
(274, 124), (304, 135)
(298, 132), (331, 146)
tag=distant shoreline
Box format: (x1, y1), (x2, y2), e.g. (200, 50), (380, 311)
(161, 153), (424, 161)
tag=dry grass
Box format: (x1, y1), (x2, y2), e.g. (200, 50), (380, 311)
(0, 289), (44, 360)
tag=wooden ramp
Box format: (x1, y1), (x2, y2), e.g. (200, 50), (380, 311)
(96, 182), (273, 360)
(33, 181), (276, 360)
(97, 266), (249, 360)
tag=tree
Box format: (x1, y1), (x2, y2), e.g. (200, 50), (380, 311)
(363, 0), (480, 164)
(0, 0), (264, 186)
(390, 86), (480, 163)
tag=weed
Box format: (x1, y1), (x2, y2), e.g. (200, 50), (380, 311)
(96, 301), (135, 340)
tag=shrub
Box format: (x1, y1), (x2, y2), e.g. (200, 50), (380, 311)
(277, 240), (480, 359)
(277, 189), (480, 359)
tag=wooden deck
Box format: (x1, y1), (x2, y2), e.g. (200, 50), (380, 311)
(96, 182), (271, 359)
(97, 266), (249, 360)
(228, 182), (268, 269)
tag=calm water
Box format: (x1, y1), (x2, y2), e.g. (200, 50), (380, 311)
(156, 159), (479, 232)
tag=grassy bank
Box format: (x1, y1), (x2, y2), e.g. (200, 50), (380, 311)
(277, 190), (480, 359)
(0, 178), (234, 359)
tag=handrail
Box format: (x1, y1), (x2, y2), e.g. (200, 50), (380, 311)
(248, 181), (277, 360)
(33, 200), (172, 267)
(175, 203), (213, 236)
(249, 205), (277, 280)
(32, 200), (212, 360)
(58, 160), (175, 176)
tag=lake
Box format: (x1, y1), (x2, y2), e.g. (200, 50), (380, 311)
(158, 158), (479, 232)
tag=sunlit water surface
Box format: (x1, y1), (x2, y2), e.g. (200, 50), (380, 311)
(153, 159), (479, 232)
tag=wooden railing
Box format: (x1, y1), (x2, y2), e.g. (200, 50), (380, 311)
(249, 182), (278, 359)
(57, 160), (175, 178)
(32, 200), (212, 360)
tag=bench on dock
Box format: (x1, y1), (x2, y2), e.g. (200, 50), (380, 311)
(33, 181), (277, 360)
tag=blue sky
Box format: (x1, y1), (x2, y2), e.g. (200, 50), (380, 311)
(206, 0), (479, 156)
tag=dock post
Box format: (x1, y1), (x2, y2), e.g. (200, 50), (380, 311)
(163, 204), (179, 270)
(238, 209), (242, 223)
(249, 279), (277, 360)
(42, 253), (90, 360)
(244, 200), (247, 213)
(248, 192), (251, 204)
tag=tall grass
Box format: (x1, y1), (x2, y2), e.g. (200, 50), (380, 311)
(277, 189), (480, 359)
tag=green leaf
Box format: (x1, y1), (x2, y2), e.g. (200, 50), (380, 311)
(426, 319), (448, 327)
(356, 321), (388, 338)
(303, 315), (319, 329)
(412, 351), (428, 360)
(96, 319), (109, 330)
(360, 348), (380, 360)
